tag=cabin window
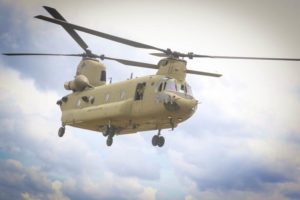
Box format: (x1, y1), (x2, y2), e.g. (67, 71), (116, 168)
(120, 90), (126, 100)
(104, 94), (110, 102)
(135, 82), (146, 101)
(100, 70), (106, 82)
(76, 99), (82, 108)
(90, 96), (95, 104)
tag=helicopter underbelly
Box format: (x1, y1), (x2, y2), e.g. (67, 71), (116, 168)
(67, 114), (189, 135)
(62, 98), (196, 135)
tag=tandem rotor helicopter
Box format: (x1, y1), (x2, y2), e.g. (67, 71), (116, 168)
(3, 6), (300, 147)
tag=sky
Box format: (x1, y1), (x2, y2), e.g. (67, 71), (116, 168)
(0, 0), (300, 199)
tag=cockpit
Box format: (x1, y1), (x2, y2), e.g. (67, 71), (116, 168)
(157, 78), (193, 98)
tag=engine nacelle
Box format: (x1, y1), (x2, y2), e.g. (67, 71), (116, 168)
(64, 75), (93, 92)
(76, 58), (106, 87)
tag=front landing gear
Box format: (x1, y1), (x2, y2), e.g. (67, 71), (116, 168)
(58, 126), (65, 137)
(152, 129), (165, 147)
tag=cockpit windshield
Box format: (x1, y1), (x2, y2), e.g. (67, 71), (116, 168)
(157, 78), (193, 97)
(165, 79), (177, 92)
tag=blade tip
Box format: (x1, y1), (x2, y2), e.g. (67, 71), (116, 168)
(43, 6), (54, 10)
(34, 15), (43, 19)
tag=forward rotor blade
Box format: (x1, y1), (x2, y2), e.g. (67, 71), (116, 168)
(3, 53), (82, 57)
(102, 56), (158, 69)
(150, 52), (167, 57)
(193, 54), (300, 61)
(35, 15), (165, 52)
(186, 69), (222, 77)
(42, 6), (89, 52)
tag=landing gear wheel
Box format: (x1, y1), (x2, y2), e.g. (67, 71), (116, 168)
(106, 137), (113, 146)
(158, 136), (165, 147)
(58, 127), (65, 137)
(102, 125), (109, 137)
(152, 135), (159, 146)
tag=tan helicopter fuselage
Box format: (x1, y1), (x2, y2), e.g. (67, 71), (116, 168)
(58, 58), (198, 135)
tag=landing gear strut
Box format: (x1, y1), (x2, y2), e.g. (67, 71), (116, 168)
(152, 129), (165, 147)
(58, 125), (65, 137)
(102, 124), (116, 147)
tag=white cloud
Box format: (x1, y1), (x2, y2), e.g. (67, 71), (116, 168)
(191, 63), (300, 137)
(0, 64), (159, 199)
(1, 1), (300, 199)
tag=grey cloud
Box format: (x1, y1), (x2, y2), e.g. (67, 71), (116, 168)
(167, 131), (300, 199)
(283, 132), (300, 146)
(0, 2), (77, 91)
(0, 158), (157, 200)
(0, 159), (69, 200)
(105, 141), (161, 180)
(284, 191), (300, 200)
(194, 159), (291, 191)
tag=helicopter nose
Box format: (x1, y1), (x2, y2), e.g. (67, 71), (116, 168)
(162, 92), (198, 114)
(175, 97), (198, 114)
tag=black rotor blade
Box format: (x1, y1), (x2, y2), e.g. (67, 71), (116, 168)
(101, 56), (158, 69)
(35, 15), (166, 52)
(186, 69), (222, 77)
(150, 52), (167, 57)
(34, 13), (300, 62)
(42, 6), (89, 53)
(193, 54), (300, 61)
(101, 55), (221, 78)
(3, 53), (83, 57)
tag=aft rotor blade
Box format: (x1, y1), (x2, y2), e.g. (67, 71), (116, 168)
(42, 6), (89, 52)
(101, 56), (158, 69)
(186, 69), (222, 77)
(35, 15), (166, 52)
(3, 53), (82, 57)
(193, 54), (300, 61)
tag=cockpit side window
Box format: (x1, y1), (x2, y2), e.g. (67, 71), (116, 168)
(177, 84), (185, 93)
(158, 82), (163, 92)
(186, 83), (193, 96)
(163, 82), (166, 90)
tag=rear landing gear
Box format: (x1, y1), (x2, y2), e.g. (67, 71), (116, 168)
(58, 126), (65, 137)
(106, 136), (113, 146)
(152, 129), (165, 147)
(102, 125), (116, 147)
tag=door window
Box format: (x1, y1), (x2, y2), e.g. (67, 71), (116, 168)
(134, 82), (146, 101)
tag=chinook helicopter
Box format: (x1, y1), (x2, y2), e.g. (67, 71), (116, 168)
(4, 6), (300, 147)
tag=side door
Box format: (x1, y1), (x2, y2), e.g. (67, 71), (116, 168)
(132, 82), (146, 116)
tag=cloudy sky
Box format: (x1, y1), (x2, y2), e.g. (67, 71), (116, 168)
(1, 0), (300, 199)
